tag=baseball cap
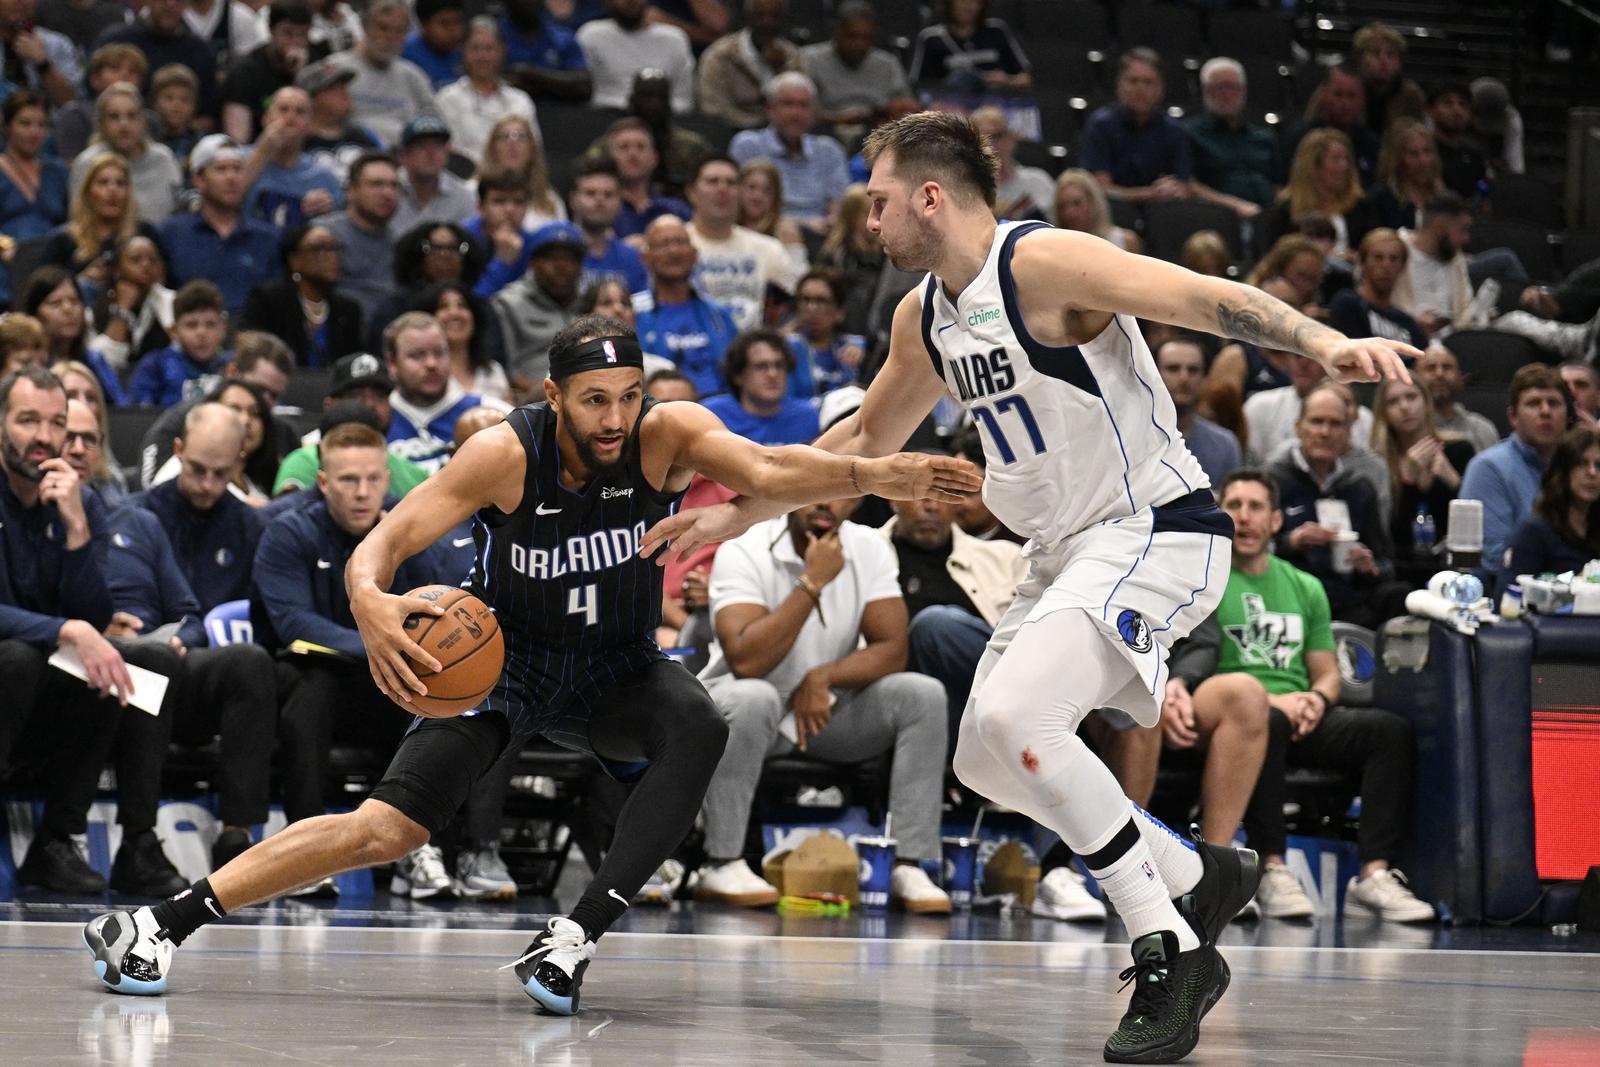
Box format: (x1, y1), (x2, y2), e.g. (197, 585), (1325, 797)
(818, 385), (865, 431)
(296, 59), (356, 95)
(1470, 78), (1511, 135)
(329, 352), (393, 396)
(529, 221), (586, 257)
(401, 115), (452, 147)
(189, 133), (244, 175)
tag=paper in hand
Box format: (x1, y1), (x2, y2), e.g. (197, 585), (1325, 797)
(48, 645), (170, 716)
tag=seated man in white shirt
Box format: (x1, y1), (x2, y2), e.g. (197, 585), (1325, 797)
(1392, 193), (1474, 337)
(694, 495), (951, 913)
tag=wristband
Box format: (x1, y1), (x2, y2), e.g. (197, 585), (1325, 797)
(794, 574), (826, 625)
(1309, 690), (1331, 712)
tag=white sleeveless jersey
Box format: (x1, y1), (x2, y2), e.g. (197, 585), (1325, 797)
(918, 221), (1208, 547)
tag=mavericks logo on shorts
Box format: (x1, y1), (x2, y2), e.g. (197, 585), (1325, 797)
(1116, 609), (1153, 653)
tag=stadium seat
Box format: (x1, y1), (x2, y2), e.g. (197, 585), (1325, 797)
(277, 367), (334, 414)
(1488, 174), (1565, 231)
(1141, 198), (1245, 261)
(1205, 7), (1295, 59)
(1467, 219), (1559, 284)
(6, 235), (49, 296)
(1013, 139), (1071, 178)
(203, 600), (254, 647)
(1330, 622), (1378, 707)
(108, 406), (162, 480)
(1108, 196), (1142, 234)
(1556, 228), (1600, 278)
(1019, 0), (1112, 51)
(1441, 329), (1548, 386)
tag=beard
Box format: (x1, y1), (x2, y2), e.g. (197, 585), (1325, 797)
(884, 216), (944, 274)
(0, 433), (51, 482)
(572, 425), (636, 475)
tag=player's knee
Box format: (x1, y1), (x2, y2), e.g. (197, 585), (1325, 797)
(951, 730), (992, 792)
(970, 677), (1030, 758)
(353, 800), (429, 863)
(675, 693), (730, 756)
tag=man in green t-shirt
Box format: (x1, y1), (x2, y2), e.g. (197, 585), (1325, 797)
(272, 353), (429, 498)
(1212, 469), (1434, 923)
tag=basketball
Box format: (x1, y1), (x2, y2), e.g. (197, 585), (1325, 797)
(400, 585), (504, 718)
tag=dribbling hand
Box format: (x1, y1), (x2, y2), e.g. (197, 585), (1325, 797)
(351, 585), (446, 705)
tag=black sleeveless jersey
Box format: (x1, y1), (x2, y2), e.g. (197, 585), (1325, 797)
(468, 398), (683, 654)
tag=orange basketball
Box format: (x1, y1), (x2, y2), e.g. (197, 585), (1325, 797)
(400, 585), (505, 718)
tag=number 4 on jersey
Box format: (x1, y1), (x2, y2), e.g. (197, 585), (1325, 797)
(972, 395), (1046, 464)
(567, 583), (599, 626)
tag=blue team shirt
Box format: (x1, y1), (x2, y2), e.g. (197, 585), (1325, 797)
(402, 32), (462, 88)
(786, 332), (863, 398)
(581, 237), (649, 295)
(463, 215), (535, 298)
(702, 394), (819, 446)
(632, 290), (740, 397)
(388, 389), (491, 473)
(500, 15), (588, 71)
(157, 211), (280, 313)
(127, 345), (233, 407)
(245, 156), (344, 229)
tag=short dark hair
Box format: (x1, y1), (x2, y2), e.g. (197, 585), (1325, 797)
(570, 154), (621, 186)
(347, 150), (398, 187)
(950, 423), (985, 467)
(0, 366), (64, 417)
(233, 330), (294, 376)
(1325, 62), (1362, 86)
(2, 89), (45, 128)
(1421, 191), (1471, 225)
(835, 0), (874, 23)
(476, 166), (530, 201)
(862, 111), (998, 209)
(1118, 47), (1162, 78)
(1508, 363), (1569, 411)
(319, 398), (384, 438)
(605, 116), (653, 143)
(795, 265), (846, 307)
(1154, 334), (1206, 364)
(1219, 467), (1279, 510)
(1427, 81), (1471, 105)
(549, 314), (637, 382)
(722, 328), (794, 397)
(691, 154), (740, 185)
(268, 0), (313, 29)
(646, 367), (694, 392)
(173, 280), (224, 319)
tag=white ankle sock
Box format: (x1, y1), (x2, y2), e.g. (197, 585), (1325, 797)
(1083, 820), (1201, 952)
(1133, 803), (1203, 898)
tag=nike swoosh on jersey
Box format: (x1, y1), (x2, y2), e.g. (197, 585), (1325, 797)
(535, 504), (562, 515)
(316, 559), (333, 569)
(452, 537), (473, 547)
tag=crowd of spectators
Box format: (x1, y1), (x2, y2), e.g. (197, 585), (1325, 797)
(0, 0), (1594, 920)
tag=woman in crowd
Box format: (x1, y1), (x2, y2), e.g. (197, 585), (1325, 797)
(1364, 117), (1444, 231)
(415, 279), (511, 404)
(786, 267), (864, 398)
(737, 159), (805, 266)
(1053, 169), (1142, 253)
(908, 0), (1032, 90)
(21, 266), (123, 405)
(50, 357), (128, 504)
(368, 221), (488, 352)
(1263, 129), (1379, 257)
(1503, 428), (1600, 584)
(1371, 379), (1476, 583)
(42, 154), (157, 295)
(476, 114), (564, 229)
(0, 91), (70, 307)
(88, 235), (174, 374)
(68, 82), (184, 225)
(1180, 230), (1232, 277)
(816, 184), (885, 337)
(240, 223), (363, 367)
(436, 16), (539, 165)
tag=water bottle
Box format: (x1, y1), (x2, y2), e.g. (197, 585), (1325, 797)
(1443, 573), (1484, 606)
(1412, 504), (1436, 558)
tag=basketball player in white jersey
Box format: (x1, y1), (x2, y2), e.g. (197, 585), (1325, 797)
(644, 112), (1417, 1064)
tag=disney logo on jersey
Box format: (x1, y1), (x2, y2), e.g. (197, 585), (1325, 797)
(509, 520), (649, 580)
(946, 346), (1017, 402)
(601, 486), (633, 500)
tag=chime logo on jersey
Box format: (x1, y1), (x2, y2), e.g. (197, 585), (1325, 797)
(508, 520), (648, 579)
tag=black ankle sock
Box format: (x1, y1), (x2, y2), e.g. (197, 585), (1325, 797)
(150, 877), (226, 946)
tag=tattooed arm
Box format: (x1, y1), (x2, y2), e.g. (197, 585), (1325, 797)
(1009, 228), (1417, 383)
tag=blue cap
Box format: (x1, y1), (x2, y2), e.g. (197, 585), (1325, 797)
(530, 221), (585, 256)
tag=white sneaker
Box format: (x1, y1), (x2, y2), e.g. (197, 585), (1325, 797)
(692, 859), (779, 907)
(1030, 866), (1108, 923)
(287, 876), (339, 899)
(891, 864), (951, 915)
(391, 844), (452, 900)
(1345, 867), (1435, 923)
(1232, 896), (1261, 922)
(84, 907), (173, 995)
(1255, 862), (1315, 919)
(633, 859), (684, 905)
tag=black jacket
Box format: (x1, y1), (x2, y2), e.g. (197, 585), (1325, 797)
(239, 277), (364, 368)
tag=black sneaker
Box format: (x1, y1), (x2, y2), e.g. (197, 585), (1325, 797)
(1178, 826), (1259, 946)
(211, 829), (253, 870)
(18, 833), (108, 894)
(110, 831), (189, 897)
(1102, 922), (1229, 1064)
(506, 917), (595, 1015)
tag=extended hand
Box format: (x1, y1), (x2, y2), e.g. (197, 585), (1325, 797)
(1320, 337), (1418, 384)
(857, 452), (982, 502)
(351, 585), (446, 706)
(640, 501), (751, 567)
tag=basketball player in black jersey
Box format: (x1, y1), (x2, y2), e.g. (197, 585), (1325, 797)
(83, 315), (981, 1014)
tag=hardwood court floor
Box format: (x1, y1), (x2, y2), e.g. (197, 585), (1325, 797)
(3, 909), (1598, 1065)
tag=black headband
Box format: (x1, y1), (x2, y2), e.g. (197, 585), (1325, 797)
(550, 334), (645, 379)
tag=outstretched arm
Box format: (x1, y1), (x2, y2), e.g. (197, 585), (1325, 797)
(1011, 229), (1417, 383)
(346, 424), (526, 703)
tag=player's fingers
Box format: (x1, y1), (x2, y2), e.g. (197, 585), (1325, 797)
(404, 594), (446, 617)
(383, 647), (426, 699)
(639, 514), (690, 559)
(394, 632), (443, 674)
